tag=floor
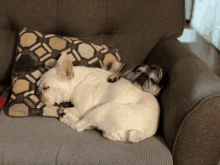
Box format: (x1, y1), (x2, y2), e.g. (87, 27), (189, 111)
(178, 21), (220, 78)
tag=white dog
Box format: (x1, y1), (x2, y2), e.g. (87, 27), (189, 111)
(36, 52), (161, 143)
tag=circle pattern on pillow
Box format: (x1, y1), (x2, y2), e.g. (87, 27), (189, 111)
(4, 28), (121, 117)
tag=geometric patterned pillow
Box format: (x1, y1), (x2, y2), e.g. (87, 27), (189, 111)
(4, 28), (121, 117)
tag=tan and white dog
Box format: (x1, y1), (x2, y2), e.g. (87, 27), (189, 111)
(36, 52), (163, 143)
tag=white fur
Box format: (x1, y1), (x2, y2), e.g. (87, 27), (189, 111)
(37, 52), (160, 142)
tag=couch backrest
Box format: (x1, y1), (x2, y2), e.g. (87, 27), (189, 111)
(0, 0), (184, 83)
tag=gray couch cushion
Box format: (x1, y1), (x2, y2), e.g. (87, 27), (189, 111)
(0, 110), (173, 165)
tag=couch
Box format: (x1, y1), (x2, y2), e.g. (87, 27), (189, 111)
(0, 0), (220, 164)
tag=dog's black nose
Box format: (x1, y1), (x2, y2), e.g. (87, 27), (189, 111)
(135, 73), (148, 86)
(36, 89), (42, 97)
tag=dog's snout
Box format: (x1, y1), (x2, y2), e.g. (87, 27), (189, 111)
(139, 73), (149, 79)
(36, 89), (42, 97)
(135, 73), (148, 85)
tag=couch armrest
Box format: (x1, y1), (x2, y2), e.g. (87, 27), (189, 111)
(145, 39), (220, 165)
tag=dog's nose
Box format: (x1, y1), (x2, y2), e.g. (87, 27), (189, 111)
(135, 73), (148, 80)
(36, 89), (42, 97)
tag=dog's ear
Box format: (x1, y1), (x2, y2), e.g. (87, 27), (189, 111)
(159, 70), (169, 89)
(56, 52), (68, 67)
(56, 52), (74, 80)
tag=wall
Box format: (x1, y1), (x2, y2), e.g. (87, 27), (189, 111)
(191, 0), (220, 51)
(185, 0), (193, 20)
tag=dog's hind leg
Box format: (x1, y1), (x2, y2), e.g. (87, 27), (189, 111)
(75, 120), (94, 132)
(103, 132), (122, 141)
(103, 130), (143, 142)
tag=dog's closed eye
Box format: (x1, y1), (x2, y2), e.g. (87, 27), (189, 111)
(43, 86), (50, 90)
(151, 79), (157, 85)
(136, 69), (142, 72)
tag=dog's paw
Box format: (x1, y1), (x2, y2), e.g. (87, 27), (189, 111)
(58, 107), (65, 118)
(59, 107), (79, 122)
(57, 107), (66, 118)
(107, 73), (121, 83)
(59, 117), (77, 130)
(59, 116), (70, 125)
(59, 109), (79, 130)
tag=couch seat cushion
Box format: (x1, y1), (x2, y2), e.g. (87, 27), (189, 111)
(0, 110), (173, 165)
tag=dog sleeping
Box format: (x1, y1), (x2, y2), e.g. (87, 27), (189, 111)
(102, 61), (168, 96)
(36, 52), (168, 143)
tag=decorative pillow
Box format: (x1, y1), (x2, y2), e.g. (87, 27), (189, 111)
(4, 28), (121, 117)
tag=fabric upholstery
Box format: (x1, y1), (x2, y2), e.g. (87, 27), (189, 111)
(173, 95), (220, 165)
(0, 110), (173, 165)
(4, 28), (120, 117)
(0, 29), (18, 84)
(145, 39), (220, 165)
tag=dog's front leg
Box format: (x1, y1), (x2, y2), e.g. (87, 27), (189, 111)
(43, 105), (81, 130)
(107, 62), (125, 83)
(42, 106), (80, 120)
(43, 105), (60, 117)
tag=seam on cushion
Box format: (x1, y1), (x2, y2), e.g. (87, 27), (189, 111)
(76, 28), (183, 38)
(171, 94), (220, 156)
(55, 144), (63, 165)
(76, 30), (145, 38)
(141, 28), (168, 56)
(154, 28), (169, 47)
(1, 144), (6, 164)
